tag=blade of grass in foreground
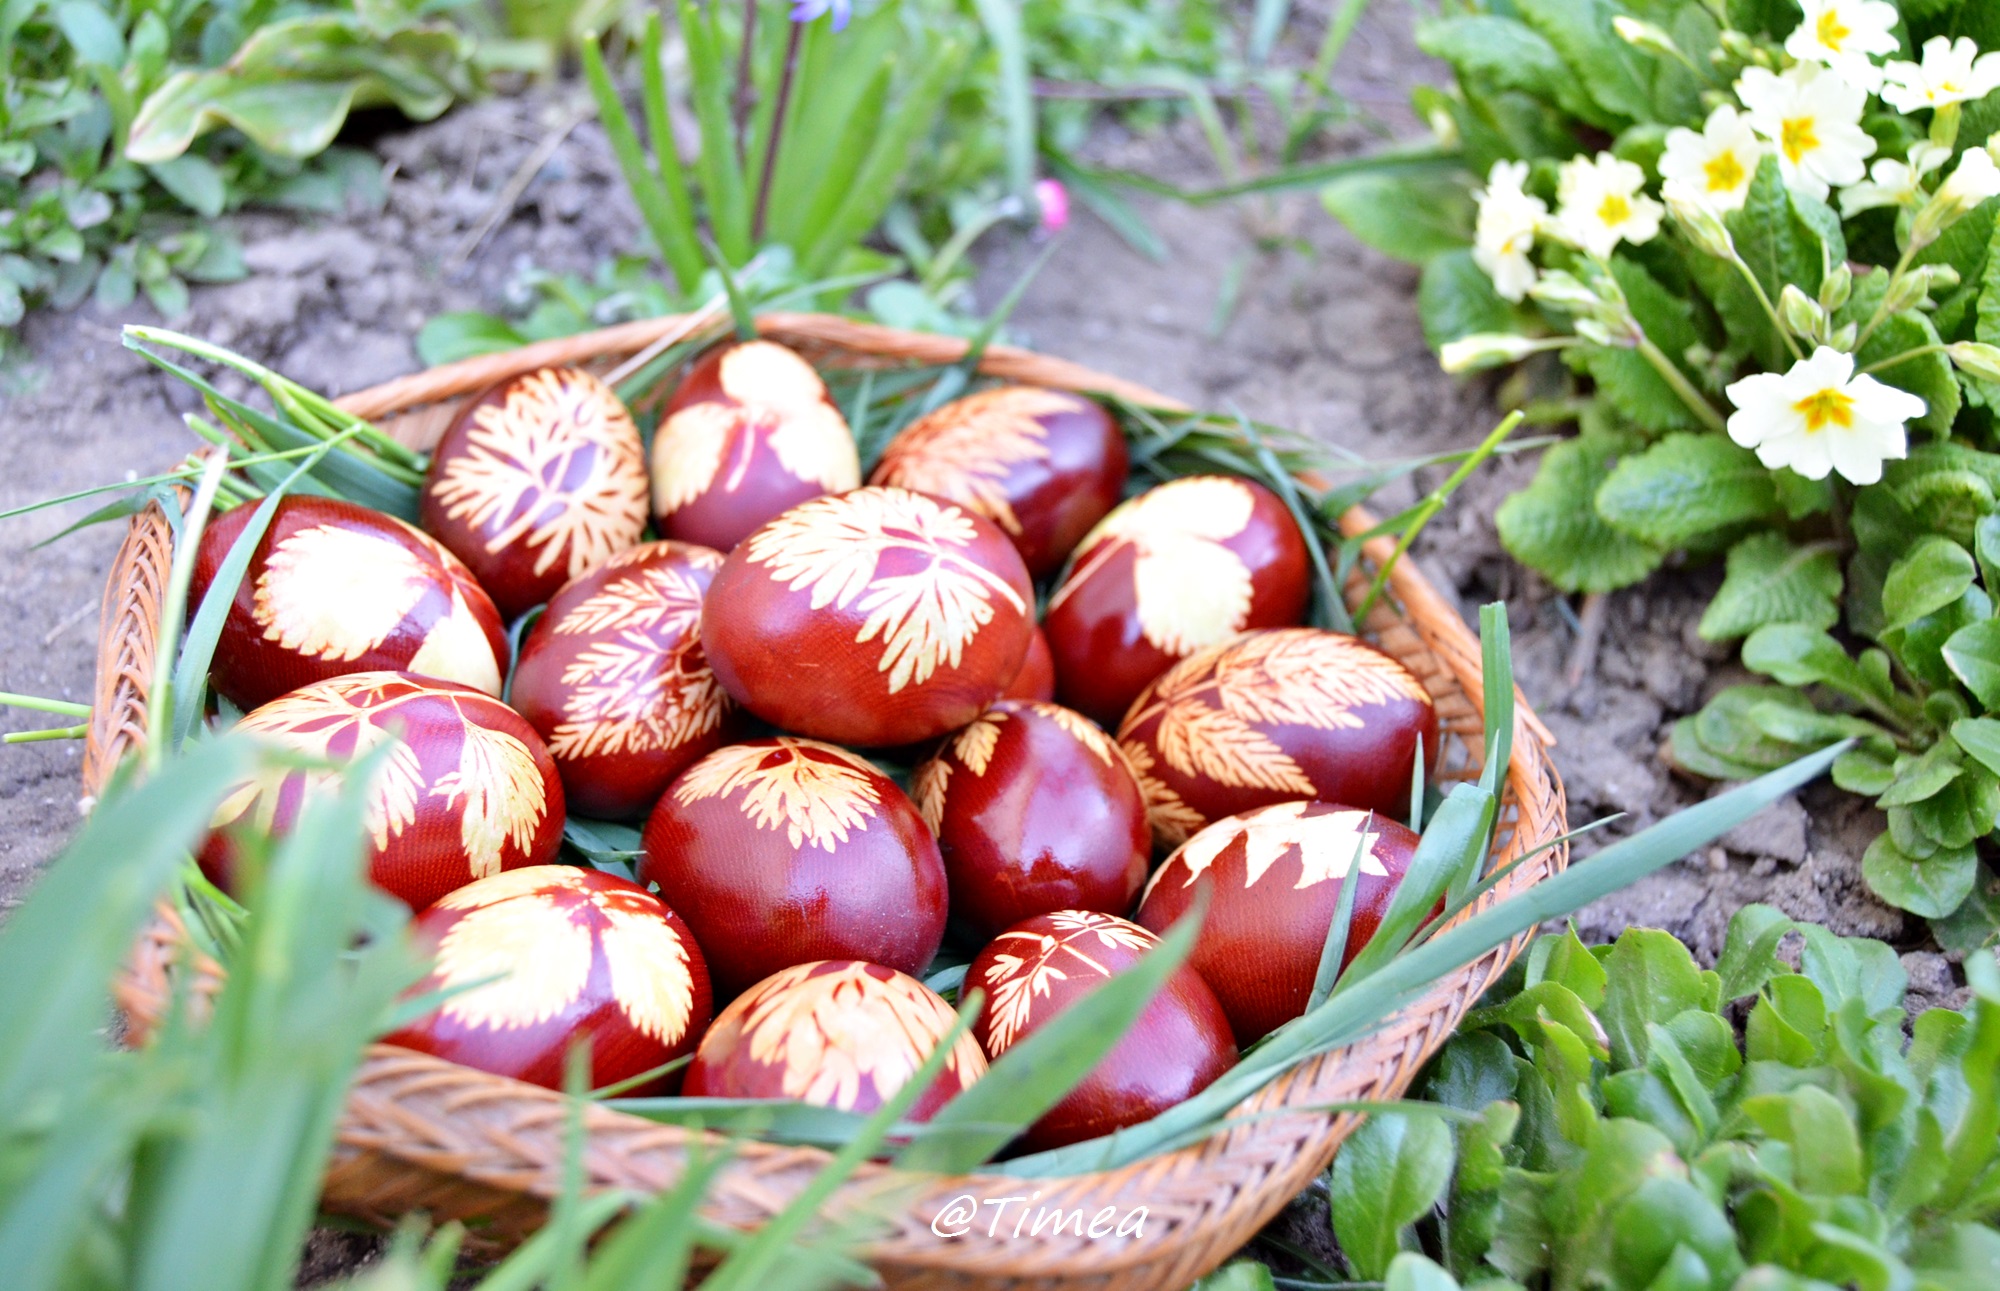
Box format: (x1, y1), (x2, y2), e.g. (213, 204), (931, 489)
(996, 739), (1850, 1177)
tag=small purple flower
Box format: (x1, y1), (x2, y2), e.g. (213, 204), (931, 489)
(1034, 178), (1070, 235)
(790, 0), (851, 29)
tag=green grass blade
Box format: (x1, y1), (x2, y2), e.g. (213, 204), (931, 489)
(1306, 827), (1370, 1012)
(681, 0), (752, 262)
(639, 11), (706, 292)
(1041, 145), (1167, 262)
(1338, 786), (1492, 987)
(968, 0), (1033, 197)
(897, 902), (1202, 1172)
(1249, 0), (1293, 64)
(583, 30), (703, 295)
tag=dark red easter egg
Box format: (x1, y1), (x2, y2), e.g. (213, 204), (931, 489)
(193, 496), (511, 711)
(1001, 624), (1057, 701)
(1135, 801), (1419, 1044)
(639, 737), (948, 996)
(868, 386), (1128, 579)
(420, 366), (650, 619)
(968, 911), (1236, 1151)
(700, 486), (1035, 747)
(385, 866), (712, 1093)
(912, 701), (1148, 940)
(1117, 628), (1438, 849)
(1043, 475), (1311, 727)
(201, 671), (565, 910)
(509, 541), (734, 820)
(651, 340), (860, 552)
(684, 960), (985, 1119)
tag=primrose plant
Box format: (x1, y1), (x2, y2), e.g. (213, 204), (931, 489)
(1324, 0), (2000, 938)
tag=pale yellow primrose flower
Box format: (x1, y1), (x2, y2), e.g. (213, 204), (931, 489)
(1725, 346), (1925, 485)
(1881, 36), (2000, 113)
(1784, 0), (1901, 93)
(1736, 62), (1876, 200)
(1472, 160), (1547, 302)
(1838, 142), (1951, 217)
(1661, 105), (1765, 213)
(1552, 153), (1663, 258)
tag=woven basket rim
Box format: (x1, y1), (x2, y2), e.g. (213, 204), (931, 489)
(95, 312), (1570, 1291)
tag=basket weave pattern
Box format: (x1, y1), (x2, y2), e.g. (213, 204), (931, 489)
(101, 314), (1568, 1290)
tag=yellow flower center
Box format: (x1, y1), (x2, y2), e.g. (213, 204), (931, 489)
(1704, 150), (1746, 192)
(1794, 387), (1856, 432)
(1597, 193), (1633, 226)
(1816, 8), (1850, 51)
(1781, 117), (1820, 163)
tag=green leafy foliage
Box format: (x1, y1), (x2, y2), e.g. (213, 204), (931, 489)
(1697, 533), (1843, 642)
(0, 0), (485, 354)
(1497, 429), (1665, 593)
(1320, 908), (2000, 1291)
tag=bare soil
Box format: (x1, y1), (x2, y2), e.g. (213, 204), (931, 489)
(0, 0), (1957, 1278)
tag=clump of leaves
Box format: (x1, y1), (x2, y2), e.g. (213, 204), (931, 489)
(0, 0), (485, 353)
(1309, 905), (2000, 1291)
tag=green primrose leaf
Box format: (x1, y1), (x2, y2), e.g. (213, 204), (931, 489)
(1862, 831), (1977, 918)
(1883, 536), (1978, 633)
(1497, 432), (1663, 593)
(1322, 171), (1474, 263)
(1714, 904), (1794, 1003)
(1595, 433), (1779, 552)
(1699, 533), (1843, 642)
(1419, 248), (1521, 348)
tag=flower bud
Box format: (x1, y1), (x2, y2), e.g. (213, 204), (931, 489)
(1819, 263), (1852, 312)
(1613, 16), (1683, 60)
(1949, 342), (2000, 383)
(1827, 322), (1858, 351)
(1668, 194), (1735, 259)
(1882, 269), (1933, 317)
(1574, 318), (1616, 346)
(1528, 270), (1600, 313)
(1717, 29), (1759, 62)
(1439, 332), (1566, 373)
(1924, 263), (1963, 292)
(1779, 283), (1826, 339)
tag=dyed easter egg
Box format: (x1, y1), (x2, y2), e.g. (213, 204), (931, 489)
(639, 738), (948, 995)
(1042, 476), (1311, 727)
(912, 701), (1148, 940)
(509, 541), (733, 820)
(1117, 628), (1438, 848)
(969, 911), (1236, 1151)
(1135, 801), (1419, 1044)
(868, 386), (1127, 578)
(684, 960), (985, 1119)
(700, 486), (1036, 747)
(385, 866), (711, 1093)
(193, 496), (510, 711)
(421, 366), (649, 619)
(651, 340), (860, 551)
(201, 672), (564, 910)
(1001, 623), (1057, 701)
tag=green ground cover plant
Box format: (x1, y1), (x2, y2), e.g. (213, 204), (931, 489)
(1322, 0), (2000, 937)
(1238, 905), (2000, 1291)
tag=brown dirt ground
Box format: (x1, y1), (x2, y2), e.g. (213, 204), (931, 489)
(0, 0), (1958, 1280)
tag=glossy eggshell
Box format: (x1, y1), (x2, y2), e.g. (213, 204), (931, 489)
(1001, 624), (1056, 701)
(651, 341), (861, 552)
(700, 486), (1036, 747)
(639, 738), (948, 996)
(684, 960), (986, 1120)
(386, 867), (712, 1093)
(421, 366), (650, 619)
(509, 541), (735, 820)
(868, 386), (1128, 578)
(200, 671), (565, 910)
(193, 496), (511, 711)
(912, 701), (1148, 940)
(1043, 475), (1310, 727)
(1117, 628), (1439, 848)
(1135, 801), (1419, 1045)
(969, 912), (1236, 1151)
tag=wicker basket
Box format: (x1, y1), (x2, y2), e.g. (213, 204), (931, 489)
(98, 313), (1568, 1290)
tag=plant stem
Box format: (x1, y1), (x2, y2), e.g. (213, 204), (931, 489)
(0, 692), (91, 718)
(1861, 342), (1950, 376)
(3, 724), (88, 744)
(751, 20), (803, 244)
(734, 0), (758, 166)
(1856, 240), (1922, 352)
(921, 199), (1016, 295)
(1354, 411), (1523, 623)
(1729, 256), (1805, 362)
(144, 452), (229, 772)
(1636, 334), (1729, 433)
